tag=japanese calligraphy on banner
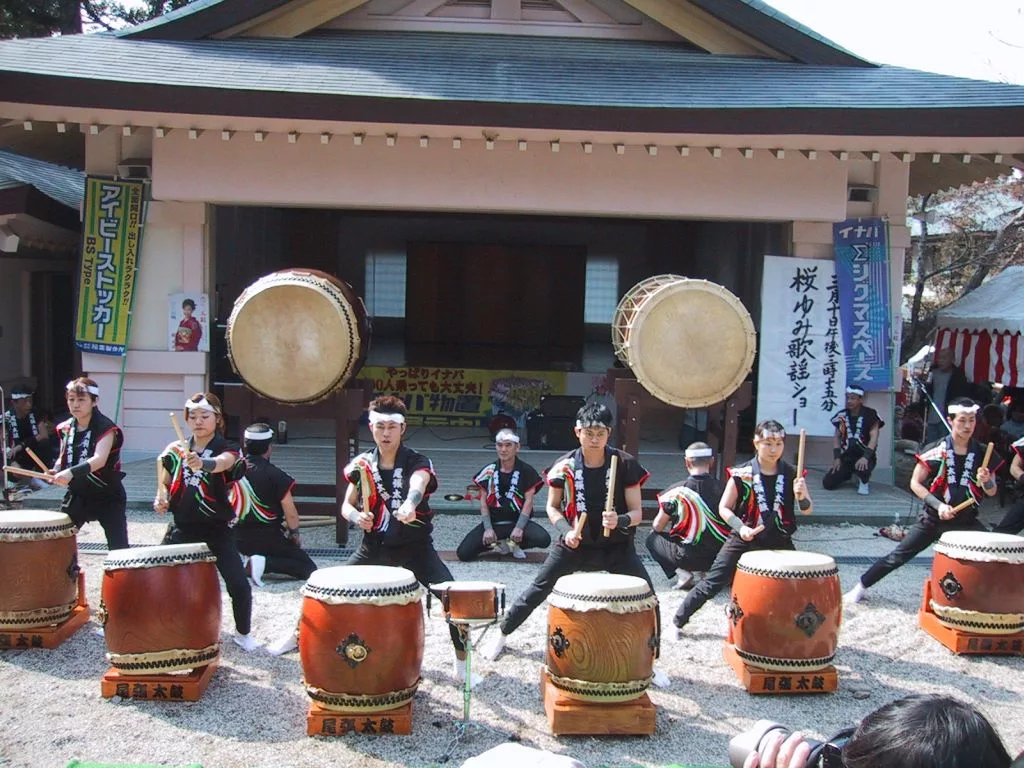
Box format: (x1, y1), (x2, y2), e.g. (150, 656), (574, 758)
(833, 218), (892, 390)
(74, 177), (146, 356)
(757, 256), (847, 436)
(362, 366), (567, 427)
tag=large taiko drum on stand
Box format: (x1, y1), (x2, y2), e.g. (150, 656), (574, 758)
(300, 565), (425, 713)
(226, 268), (371, 404)
(99, 543), (221, 674)
(545, 573), (659, 702)
(728, 551), (842, 672)
(612, 275), (756, 407)
(0, 511), (79, 630)
(929, 531), (1024, 634)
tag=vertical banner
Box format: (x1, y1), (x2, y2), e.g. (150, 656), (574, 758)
(75, 177), (145, 356)
(757, 256), (847, 436)
(833, 218), (891, 390)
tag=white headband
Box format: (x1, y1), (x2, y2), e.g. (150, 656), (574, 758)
(67, 382), (100, 396)
(185, 396), (217, 413)
(576, 420), (610, 430)
(948, 404), (980, 416)
(757, 429), (786, 439)
(11, 392), (32, 400)
(685, 447), (714, 459)
(495, 429), (521, 444)
(846, 386), (865, 396)
(244, 427), (274, 440)
(369, 411), (405, 425)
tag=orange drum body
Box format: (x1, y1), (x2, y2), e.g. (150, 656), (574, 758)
(100, 544), (221, 674)
(432, 581), (504, 623)
(0, 511), (79, 631)
(728, 551), (841, 672)
(545, 573), (659, 702)
(929, 531), (1024, 635)
(300, 566), (425, 713)
(226, 268), (370, 404)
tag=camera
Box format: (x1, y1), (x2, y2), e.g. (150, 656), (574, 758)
(728, 720), (854, 768)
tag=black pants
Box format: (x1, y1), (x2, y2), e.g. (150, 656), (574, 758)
(674, 532), (794, 629)
(822, 454), (875, 489)
(164, 522), (252, 635)
(860, 513), (988, 588)
(500, 542), (661, 649)
(644, 531), (721, 579)
(347, 537), (465, 653)
(61, 488), (128, 551)
(236, 528), (317, 580)
(994, 499), (1024, 535)
(456, 520), (551, 562)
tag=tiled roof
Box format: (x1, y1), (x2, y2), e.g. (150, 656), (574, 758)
(0, 150), (85, 210)
(1, 31), (1022, 110)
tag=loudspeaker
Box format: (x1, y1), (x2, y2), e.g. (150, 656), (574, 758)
(526, 412), (577, 451)
(538, 395), (586, 420)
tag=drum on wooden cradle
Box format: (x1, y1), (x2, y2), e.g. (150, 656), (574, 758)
(0, 511), (79, 631)
(611, 274), (756, 407)
(300, 565), (425, 713)
(431, 581), (505, 623)
(226, 268), (371, 404)
(545, 573), (659, 703)
(99, 543), (221, 674)
(929, 531), (1024, 634)
(728, 550), (841, 673)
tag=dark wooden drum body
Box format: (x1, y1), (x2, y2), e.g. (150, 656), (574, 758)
(0, 511), (79, 630)
(300, 565), (425, 713)
(929, 531), (1024, 634)
(226, 268), (370, 404)
(432, 581), (504, 623)
(729, 550), (841, 673)
(545, 573), (659, 702)
(100, 543), (221, 674)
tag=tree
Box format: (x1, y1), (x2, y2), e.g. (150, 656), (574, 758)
(902, 174), (1024, 362)
(0, 0), (192, 39)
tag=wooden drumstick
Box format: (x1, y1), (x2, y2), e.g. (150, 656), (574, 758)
(980, 442), (995, 472)
(603, 454), (619, 538)
(795, 428), (807, 496)
(24, 446), (50, 473)
(4, 465), (53, 482)
(949, 496), (979, 515)
(572, 512), (588, 539)
(169, 412), (188, 451)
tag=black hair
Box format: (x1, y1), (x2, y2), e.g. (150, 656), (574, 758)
(182, 298), (196, 310)
(947, 396), (979, 415)
(369, 395), (407, 416)
(684, 441), (714, 469)
(753, 419), (786, 438)
(842, 694), (1013, 768)
(243, 422), (274, 455)
(575, 402), (613, 428)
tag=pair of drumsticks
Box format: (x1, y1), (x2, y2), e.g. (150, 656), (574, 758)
(570, 454), (620, 539)
(4, 446), (54, 483)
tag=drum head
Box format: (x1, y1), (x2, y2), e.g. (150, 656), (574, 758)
(0, 510), (73, 530)
(737, 550), (837, 576)
(936, 531), (1024, 563)
(303, 565), (424, 605)
(612, 276), (756, 408)
(103, 543), (215, 569)
(227, 269), (370, 404)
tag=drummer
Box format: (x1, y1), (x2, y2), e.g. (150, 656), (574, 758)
(340, 396), (478, 688)
(672, 419), (811, 636)
(455, 428), (550, 562)
(154, 393), (258, 652)
(844, 397), (1001, 605)
(645, 442), (729, 590)
(480, 403), (669, 688)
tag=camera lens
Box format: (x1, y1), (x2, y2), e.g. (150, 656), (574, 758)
(728, 720), (830, 768)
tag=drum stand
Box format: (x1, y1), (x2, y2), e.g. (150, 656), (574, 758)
(918, 579), (1024, 656)
(437, 620), (512, 764)
(0, 571), (89, 651)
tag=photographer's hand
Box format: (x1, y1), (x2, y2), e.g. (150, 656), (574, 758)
(743, 730), (812, 768)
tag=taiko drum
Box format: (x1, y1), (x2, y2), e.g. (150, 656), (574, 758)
(0, 511), (79, 631)
(431, 580), (504, 623)
(929, 531), (1024, 634)
(545, 573), (659, 702)
(300, 565), (425, 713)
(728, 550), (842, 673)
(100, 543), (221, 674)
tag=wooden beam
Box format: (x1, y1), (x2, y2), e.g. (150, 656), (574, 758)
(556, 0), (617, 24)
(225, 0), (373, 38)
(620, 0), (788, 58)
(400, 0), (452, 17)
(491, 0), (521, 20)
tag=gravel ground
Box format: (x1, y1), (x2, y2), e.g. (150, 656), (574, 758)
(2, 511), (1022, 768)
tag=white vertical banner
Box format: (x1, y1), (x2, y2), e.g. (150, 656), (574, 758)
(757, 256), (847, 436)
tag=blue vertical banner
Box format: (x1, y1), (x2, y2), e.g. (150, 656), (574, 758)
(833, 218), (891, 390)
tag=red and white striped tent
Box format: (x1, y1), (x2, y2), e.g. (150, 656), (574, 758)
(935, 266), (1024, 386)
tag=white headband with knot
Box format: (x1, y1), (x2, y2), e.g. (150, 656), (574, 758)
(67, 382), (100, 396)
(494, 429), (521, 444)
(948, 403), (980, 416)
(244, 427), (274, 440)
(185, 396), (218, 413)
(846, 386), (865, 396)
(758, 429), (786, 439)
(685, 447), (714, 459)
(11, 392), (32, 400)
(369, 411), (405, 425)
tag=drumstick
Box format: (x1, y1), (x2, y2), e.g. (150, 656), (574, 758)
(795, 428), (806, 497)
(603, 454), (619, 538)
(980, 442), (995, 472)
(169, 412), (188, 448)
(24, 446), (50, 473)
(949, 497), (979, 515)
(571, 512), (588, 539)
(4, 465), (53, 482)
